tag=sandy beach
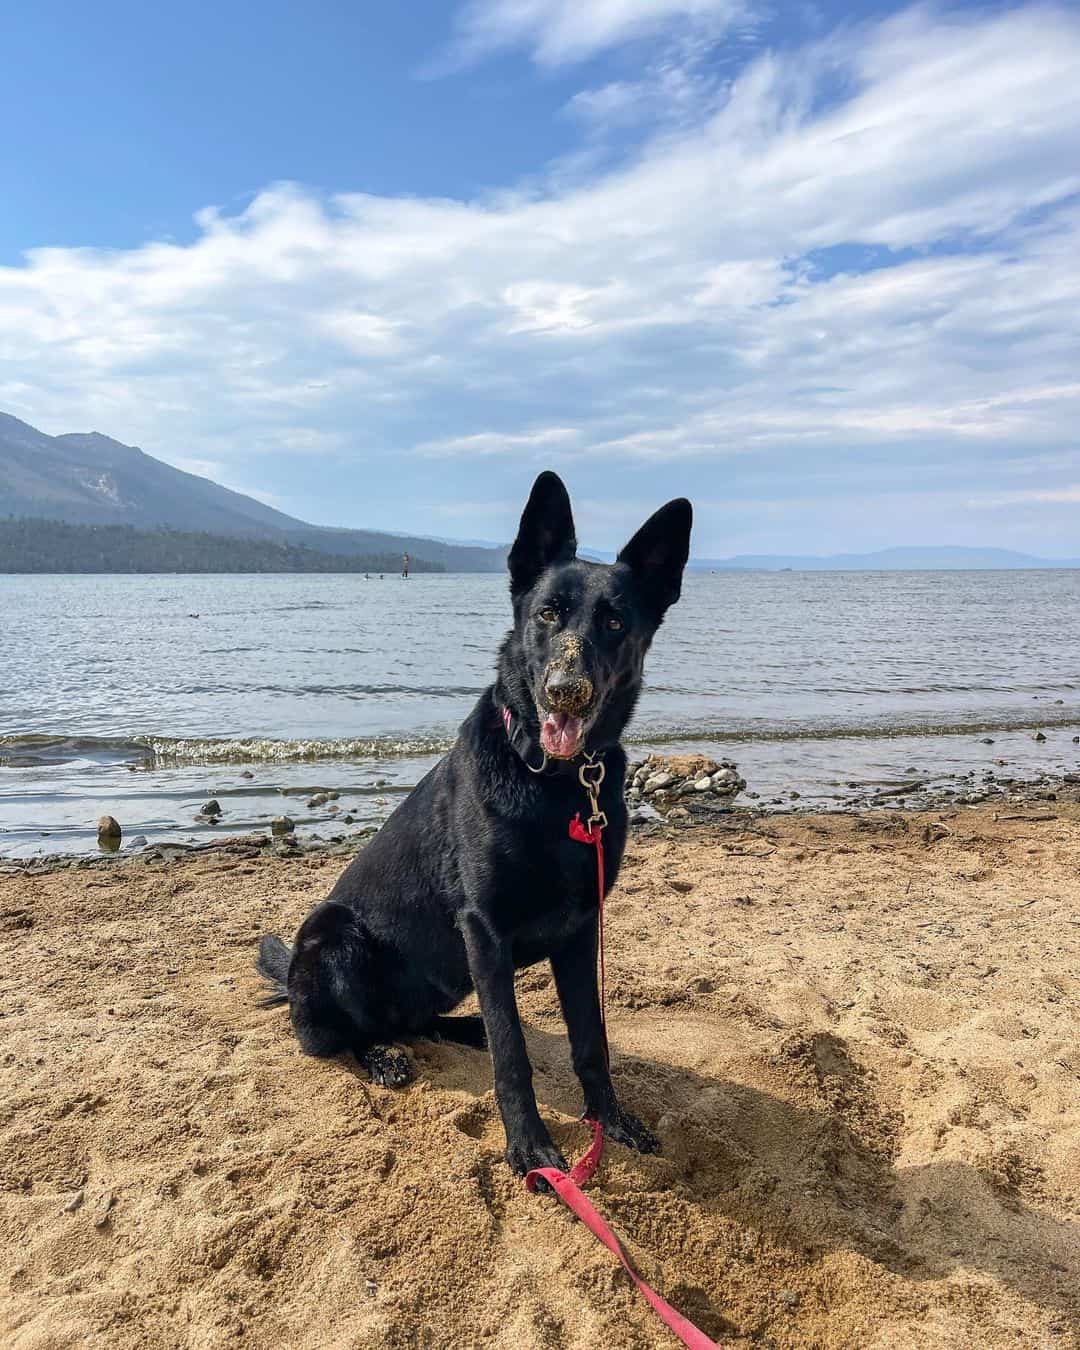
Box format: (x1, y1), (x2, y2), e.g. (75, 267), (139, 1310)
(2, 804), (1079, 1348)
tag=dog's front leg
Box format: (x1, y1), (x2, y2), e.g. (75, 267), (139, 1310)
(461, 911), (568, 1178)
(551, 921), (660, 1154)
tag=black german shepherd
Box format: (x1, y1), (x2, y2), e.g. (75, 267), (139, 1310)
(257, 471), (692, 1179)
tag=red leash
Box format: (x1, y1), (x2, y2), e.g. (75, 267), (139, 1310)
(524, 761), (719, 1350)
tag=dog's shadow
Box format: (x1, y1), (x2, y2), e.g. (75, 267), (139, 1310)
(410, 1022), (1079, 1333)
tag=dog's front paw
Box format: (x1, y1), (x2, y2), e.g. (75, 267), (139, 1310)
(361, 1045), (413, 1088)
(506, 1136), (568, 1187)
(598, 1107), (660, 1154)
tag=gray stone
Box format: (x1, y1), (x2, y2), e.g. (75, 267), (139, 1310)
(97, 816), (122, 846)
(198, 800), (222, 817)
(644, 772), (674, 791)
(693, 776), (712, 791)
(629, 802), (664, 825)
(271, 816), (296, 835)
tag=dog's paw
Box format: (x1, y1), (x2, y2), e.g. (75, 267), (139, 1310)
(505, 1137), (568, 1188)
(361, 1045), (414, 1088)
(599, 1108), (660, 1155)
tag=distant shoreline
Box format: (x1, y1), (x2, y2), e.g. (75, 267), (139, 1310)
(0, 519), (446, 574)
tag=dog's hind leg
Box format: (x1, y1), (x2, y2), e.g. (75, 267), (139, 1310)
(288, 901), (415, 1086)
(427, 1014), (487, 1048)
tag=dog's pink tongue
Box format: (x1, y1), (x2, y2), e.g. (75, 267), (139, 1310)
(541, 711), (583, 759)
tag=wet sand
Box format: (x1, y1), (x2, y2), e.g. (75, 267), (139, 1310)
(2, 805), (1079, 1347)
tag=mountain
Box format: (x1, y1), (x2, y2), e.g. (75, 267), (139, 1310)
(688, 546), (1080, 571)
(0, 413), (506, 571)
(5, 412), (1078, 574)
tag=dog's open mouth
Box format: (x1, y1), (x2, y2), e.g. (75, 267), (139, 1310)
(540, 710), (585, 759)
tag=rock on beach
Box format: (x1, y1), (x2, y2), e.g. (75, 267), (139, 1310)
(626, 754), (746, 819)
(96, 816), (122, 848)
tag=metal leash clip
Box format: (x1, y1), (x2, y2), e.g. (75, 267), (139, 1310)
(578, 753), (607, 832)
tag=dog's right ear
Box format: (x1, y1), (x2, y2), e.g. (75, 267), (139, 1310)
(508, 471), (577, 596)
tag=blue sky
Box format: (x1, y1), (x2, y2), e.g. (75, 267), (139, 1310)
(2, 0), (1079, 556)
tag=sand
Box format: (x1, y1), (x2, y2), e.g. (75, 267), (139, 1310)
(2, 806), (1079, 1348)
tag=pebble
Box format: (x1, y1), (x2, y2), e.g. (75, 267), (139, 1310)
(644, 772), (674, 791)
(693, 777), (712, 791)
(97, 815), (121, 840)
(93, 1191), (115, 1227)
(271, 816), (296, 835)
(63, 1189), (84, 1213)
(198, 800), (222, 817)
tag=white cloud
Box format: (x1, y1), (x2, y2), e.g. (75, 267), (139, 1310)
(1, 4), (1079, 552)
(440, 0), (749, 68)
(968, 486), (1080, 509)
(420, 427), (583, 457)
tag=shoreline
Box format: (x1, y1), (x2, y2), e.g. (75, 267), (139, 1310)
(2, 800), (1078, 1345)
(3, 761), (1079, 873)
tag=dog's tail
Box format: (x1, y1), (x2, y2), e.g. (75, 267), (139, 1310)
(255, 934), (293, 1007)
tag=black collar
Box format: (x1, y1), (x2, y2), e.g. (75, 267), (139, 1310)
(499, 702), (588, 776)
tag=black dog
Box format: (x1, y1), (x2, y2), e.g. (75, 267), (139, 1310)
(257, 471), (692, 1178)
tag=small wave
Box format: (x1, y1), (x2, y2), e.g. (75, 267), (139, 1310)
(631, 709), (1080, 745)
(144, 734), (454, 764)
(0, 734), (153, 768)
(165, 683), (486, 698)
(3, 702), (1078, 770)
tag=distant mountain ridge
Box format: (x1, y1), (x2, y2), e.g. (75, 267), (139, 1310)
(0, 413), (506, 572)
(4, 412), (1077, 573)
(689, 545), (1080, 571)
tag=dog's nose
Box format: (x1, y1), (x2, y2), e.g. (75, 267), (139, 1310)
(544, 666), (594, 713)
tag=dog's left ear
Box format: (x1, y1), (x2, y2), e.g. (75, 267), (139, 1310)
(617, 498), (693, 617)
(508, 471), (577, 596)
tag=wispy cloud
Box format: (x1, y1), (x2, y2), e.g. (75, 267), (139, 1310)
(1, 4), (1079, 552)
(436, 0), (751, 69)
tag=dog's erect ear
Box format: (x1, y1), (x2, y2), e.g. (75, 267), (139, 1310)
(617, 498), (693, 617)
(508, 471), (577, 595)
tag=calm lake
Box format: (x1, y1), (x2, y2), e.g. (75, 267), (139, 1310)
(2, 569), (1079, 855)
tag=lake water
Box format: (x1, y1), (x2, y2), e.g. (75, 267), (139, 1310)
(2, 570), (1079, 856)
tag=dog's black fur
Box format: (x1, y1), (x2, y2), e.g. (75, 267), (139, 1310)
(257, 471), (692, 1178)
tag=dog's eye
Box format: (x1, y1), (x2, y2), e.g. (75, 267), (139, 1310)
(606, 616), (624, 632)
(538, 607), (558, 623)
